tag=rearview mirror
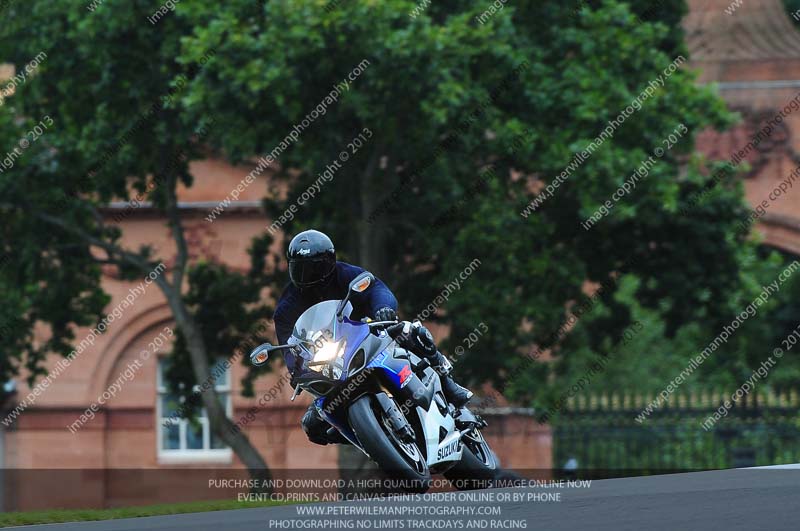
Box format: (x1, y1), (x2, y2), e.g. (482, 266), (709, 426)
(336, 271), (375, 320)
(249, 343), (292, 366)
(350, 272), (373, 293)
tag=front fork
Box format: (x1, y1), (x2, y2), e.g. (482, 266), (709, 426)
(374, 392), (416, 443)
(316, 390), (416, 448)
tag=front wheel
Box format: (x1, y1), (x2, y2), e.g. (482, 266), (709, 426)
(348, 395), (431, 493)
(444, 429), (499, 490)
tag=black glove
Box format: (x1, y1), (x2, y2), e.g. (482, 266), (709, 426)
(393, 321), (437, 358)
(374, 307), (397, 322)
(411, 324), (437, 357)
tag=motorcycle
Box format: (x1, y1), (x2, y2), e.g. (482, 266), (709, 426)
(250, 271), (498, 492)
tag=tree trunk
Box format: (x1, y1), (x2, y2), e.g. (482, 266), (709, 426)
(340, 150), (387, 491)
(163, 284), (273, 492)
(30, 151), (275, 492)
(357, 150), (387, 277)
(153, 153), (272, 491)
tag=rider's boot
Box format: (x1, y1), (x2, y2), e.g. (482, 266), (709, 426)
(429, 350), (473, 408)
(399, 320), (474, 408)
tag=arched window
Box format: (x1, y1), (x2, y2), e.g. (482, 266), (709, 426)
(156, 357), (232, 463)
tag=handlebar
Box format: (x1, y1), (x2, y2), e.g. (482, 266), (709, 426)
(366, 320), (411, 341)
(366, 320), (400, 328)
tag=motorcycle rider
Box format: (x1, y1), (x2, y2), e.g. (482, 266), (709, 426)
(273, 229), (473, 445)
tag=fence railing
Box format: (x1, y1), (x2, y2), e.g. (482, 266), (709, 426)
(551, 388), (800, 479)
(554, 388), (800, 413)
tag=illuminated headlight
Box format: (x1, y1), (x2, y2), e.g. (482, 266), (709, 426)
(308, 340), (346, 379)
(314, 341), (344, 364)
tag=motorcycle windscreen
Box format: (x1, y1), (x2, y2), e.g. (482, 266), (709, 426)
(290, 299), (369, 363)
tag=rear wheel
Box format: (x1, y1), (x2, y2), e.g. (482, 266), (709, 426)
(444, 429), (499, 490)
(348, 395), (431, 493)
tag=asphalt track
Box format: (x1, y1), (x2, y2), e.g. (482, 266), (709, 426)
(15, 468), (799, 531)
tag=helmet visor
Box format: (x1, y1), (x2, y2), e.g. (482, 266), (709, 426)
(289, 258), (333, 288)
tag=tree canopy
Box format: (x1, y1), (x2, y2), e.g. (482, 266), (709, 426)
(173, 0), (762, 405)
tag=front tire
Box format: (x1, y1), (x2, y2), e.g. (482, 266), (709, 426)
(348, 395), (431, 493)
(444, 430), (499, 490)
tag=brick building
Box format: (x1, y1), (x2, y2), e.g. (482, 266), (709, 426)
(688, 0), (800, 253)
(0, 152), (548, 511)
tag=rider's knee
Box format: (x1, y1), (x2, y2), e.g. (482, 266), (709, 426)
(301, 408), (330, 446)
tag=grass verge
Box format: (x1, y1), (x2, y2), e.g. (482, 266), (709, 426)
(0, 498), (288, 528)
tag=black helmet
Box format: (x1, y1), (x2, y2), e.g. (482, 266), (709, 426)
(287, 230), (336, 289)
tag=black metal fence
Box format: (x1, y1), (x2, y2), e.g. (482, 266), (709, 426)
(551, 388), (800, 478)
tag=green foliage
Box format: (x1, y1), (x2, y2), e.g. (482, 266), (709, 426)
(0, 1), (274, 422)
(427, 2), (751, 396)
(168, 0), (766, 406)
(784, 0), (800, 26)
(536, 248), (800, 417)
